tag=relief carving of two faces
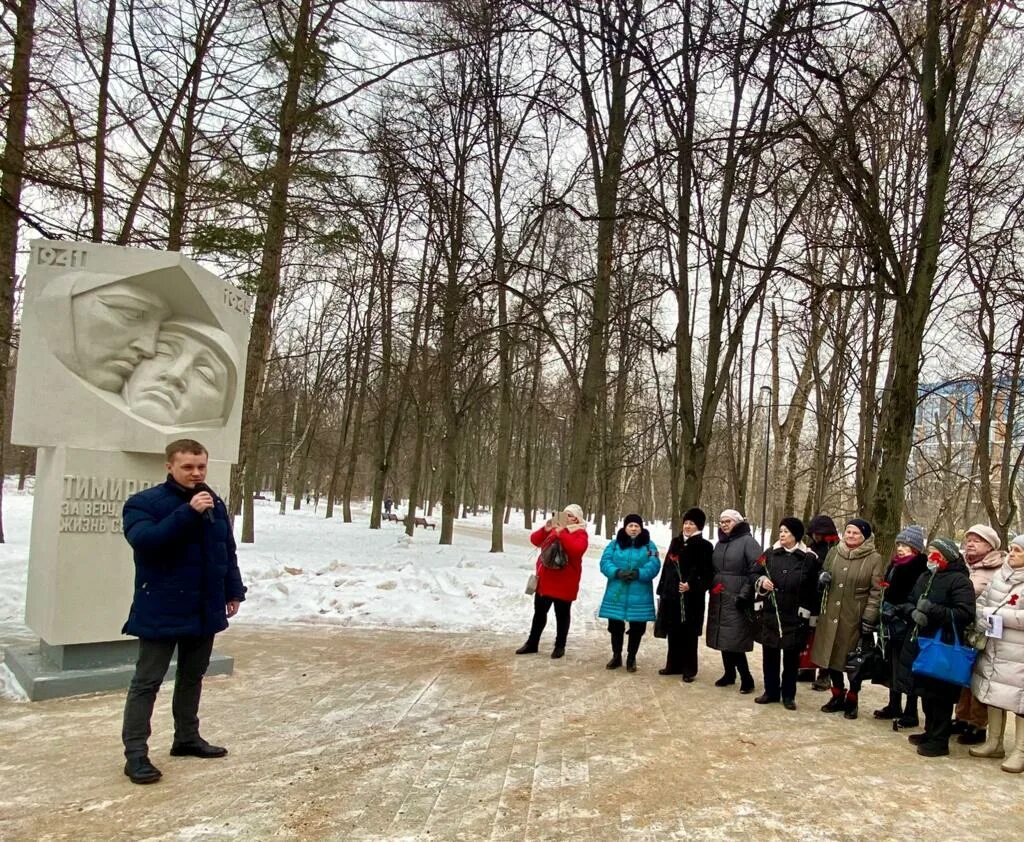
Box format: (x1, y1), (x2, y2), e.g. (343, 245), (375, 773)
(41, 273), (239, 429)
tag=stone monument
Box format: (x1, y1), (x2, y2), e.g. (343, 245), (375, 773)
(4, 240), (252, 700)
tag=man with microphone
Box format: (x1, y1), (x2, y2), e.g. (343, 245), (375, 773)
(119, 439), (246, 784)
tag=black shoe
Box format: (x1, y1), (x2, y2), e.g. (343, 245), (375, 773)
(811, 675), (832, 692)
(917, 742), (950, 757)
(957, 726), (986, 745)
(739, 678), (755, 695)
(658, 668), (681, 676)
(515, 643), (538, 655)
(714, 674), (736, 687)
(169, 739), (227, 759)
(894, 714), (920, 730)
(754, 693), (779, 705)
(606, 654), (623, 670)
(950, 719), (968, 735)
(843, 698), (858, 720)
(873, 704), (901, 720)
(551, 646), (565, 659)
(908, 733), (928, 746)
(783, 698), (797, 710)
(681, 674), (696, 683)
(626, 655), (637, 673)
(124, 756), (162, 784)
(821, 692), (846, 713)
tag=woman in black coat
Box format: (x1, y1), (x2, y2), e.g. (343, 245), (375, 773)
(751, 517), (820, 709)
(874, 525), (929, 729)
(893, 538), (976, 758)
(658, 507), (714, 682)
(706, 509), (761, 693)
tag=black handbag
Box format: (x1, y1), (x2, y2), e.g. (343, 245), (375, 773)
(845, 641), (885, 685)
(653, 598), (667, 638)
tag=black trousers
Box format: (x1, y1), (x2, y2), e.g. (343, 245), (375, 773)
(762, 645), (801, 700)
(665, 626), (699, 677)
(122, 635), (214, 759)
(828, 668), (862, 694)
(607, 620), (647, 656)
(526, 594), (571, 648)
(721, 651), (752, 679)
(921, 695), (954, 749)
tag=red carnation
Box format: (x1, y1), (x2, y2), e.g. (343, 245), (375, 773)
(879, 581), (891, 589)
(712, 583), (726, 595)
(1011, 594), (1020, 607)
(757, 554), (767, 567)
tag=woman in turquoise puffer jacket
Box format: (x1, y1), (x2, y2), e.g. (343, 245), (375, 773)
(599, 514), (661, 673)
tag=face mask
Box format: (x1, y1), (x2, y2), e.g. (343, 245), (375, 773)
(927, 550), (947, 574)
(927, 561), (939, 573)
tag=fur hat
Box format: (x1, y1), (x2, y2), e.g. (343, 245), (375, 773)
(895, 525), (926, 553)
(563, 504), (585, 523)
(846, 518), (872, 539)
(720, 509), (744, 524)
(965, 524), (1000, 551)
(779, 517), (805, 543)
(682, 507), (706, 530)
(929, 537), (961, 565)
(623, 513), (644, 528)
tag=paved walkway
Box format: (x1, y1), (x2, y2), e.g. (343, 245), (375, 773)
(2, 625), (1023, 841)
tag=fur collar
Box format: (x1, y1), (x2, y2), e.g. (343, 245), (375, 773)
(616, 527), (651, 549)
(718, 520), (752, 543)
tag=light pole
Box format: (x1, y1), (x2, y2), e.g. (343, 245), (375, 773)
(759, 385), (772, 547)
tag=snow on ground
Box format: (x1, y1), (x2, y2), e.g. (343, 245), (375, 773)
(0, 483), (705, 645)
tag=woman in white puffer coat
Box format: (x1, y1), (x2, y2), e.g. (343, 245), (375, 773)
(969, 535), (1024, 773)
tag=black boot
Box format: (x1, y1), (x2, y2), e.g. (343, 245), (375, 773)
(515, 642), (538, 654)
(821, 688), (847, 713)
(606, 653), (623, 669)
(124, 756), (162, 784)
(625, 629), (643, 673)
(874, 691), (902, 720)
(843, 691), (859, 720)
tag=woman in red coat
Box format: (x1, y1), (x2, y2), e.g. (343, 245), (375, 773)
(516, 503), (589, 658)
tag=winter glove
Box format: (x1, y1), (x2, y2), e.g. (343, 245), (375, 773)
(917, 597), (934, 616)
(879, 602), (896, 622)
(615, 569), (632, 580)
(626, 569), (639, 581)
(818, 570), (832, 588)
(911, 609), (929, 627)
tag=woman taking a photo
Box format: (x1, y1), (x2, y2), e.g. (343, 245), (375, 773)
(516, 504), (588, 659)
(598, 514), (661, 672)
(706, 509), (761, 694)
(812, 518), (886, 720)
(659, 507), (714, 681)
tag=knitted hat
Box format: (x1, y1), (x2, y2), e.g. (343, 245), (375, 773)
(563, 504), (585, 522)
(1010, 535), (1024, 552)
(965, 524), (1000, 551)
(846, 518), (872, 539)
(779, 517), (805, 543)
(894, 524), (926, 553)
(929, 537), (961, 565)
(720, 509), (744, 524)
(807, 514), (838, 539)
(623, 513), (644, 528)
(682, 507), (706, 530)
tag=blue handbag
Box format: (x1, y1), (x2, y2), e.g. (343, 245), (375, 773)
(912, 622), (978, 687)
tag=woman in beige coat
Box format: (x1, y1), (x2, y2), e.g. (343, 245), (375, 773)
(812, 518), (886, 720)
(969, 535), (1024, 773)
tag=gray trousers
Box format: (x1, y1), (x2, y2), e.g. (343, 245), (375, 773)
(122, 635), (214, 758)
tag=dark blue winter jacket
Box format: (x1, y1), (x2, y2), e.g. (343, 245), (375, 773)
(121, 477), (246, 639)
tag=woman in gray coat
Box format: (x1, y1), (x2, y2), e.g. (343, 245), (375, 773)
(706, 509), (761, 693)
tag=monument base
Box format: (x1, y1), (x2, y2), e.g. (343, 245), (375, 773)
(3, 639), (234, 701)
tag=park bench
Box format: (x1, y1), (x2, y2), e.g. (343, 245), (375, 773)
(384, 512), (399, 522)
(406, 516), (436, 529)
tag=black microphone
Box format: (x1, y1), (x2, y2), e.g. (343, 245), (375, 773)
(194, 482), (216, 523)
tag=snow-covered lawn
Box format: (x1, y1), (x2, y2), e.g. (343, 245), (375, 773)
(0, 483), (687, 643)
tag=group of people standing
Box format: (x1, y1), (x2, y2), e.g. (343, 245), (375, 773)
(517, 504), (1024, 773)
